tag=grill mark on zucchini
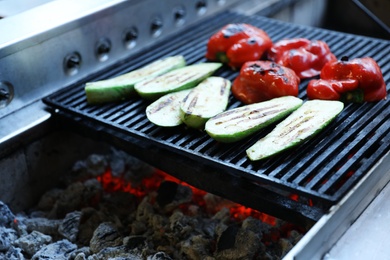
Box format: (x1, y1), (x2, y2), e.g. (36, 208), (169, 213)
(236, 108), (286, 124)
(220, 80), (228, 95)
(148, 96), (176, 113)
(186, 95), (199, 114)
(212, 105), (282, 124)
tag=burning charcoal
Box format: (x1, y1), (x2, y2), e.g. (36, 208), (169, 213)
(136, 197), (154, 223)
(12, 216), (28, 237)
(49, 179), (103, 218)
(180, 235), (213, 260)
(156, 181), (192, 211)
(123, 235), (146, 250)
(101, 191), (137, 220)
(203, 193), (236, 213)
(242, 216), (266, 236)
(74, 252), (87, 260)
(130, 220), (147, 235)
(22, 217), (61, 237)
(0, 201), (15, 227)
(68, 154), (108, 184)
(216, 224), (239, 252)
(4, 246), (24, 260)
(89, 222), (123, 254)
(278, 237), (293, 258)
(70, 246), (91, 260)
(169, 211), (195, 238)
(82, 154), (108, 176)
(0, 226), (18, 251)
(31, 239), (77, 260)
(109, 149), (154, 184)
(288, 229), (303, 244)
(13, 230), (52, 257)
(77, 207), (110, 246)
(215, 224), (262, 260)
(58, 211), (82, 242)
(36, 188), (63, 211)
(89, 245), (142, 260)
(212, 207), (231, 223)
(147, 251), (173, 260)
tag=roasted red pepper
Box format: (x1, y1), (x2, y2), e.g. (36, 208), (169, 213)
(307, 57), (387, 102)
(205, 23), (272, 69)
(268, 38), (337, 79)
(232, 61), (300, 104)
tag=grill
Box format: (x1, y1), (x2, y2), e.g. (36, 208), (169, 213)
(43, 11), (390, 225)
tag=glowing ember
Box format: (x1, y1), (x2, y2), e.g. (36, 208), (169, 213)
(96, 168), (278, 226)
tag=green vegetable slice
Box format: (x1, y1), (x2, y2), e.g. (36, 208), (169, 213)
(205, 96), (303, 143)
(85, 55), (186, 104)
(134, 62), (222, 100)
(146, 89), (192, 127)
(180, 77), (231, 129)
(246, 99), (344, 161)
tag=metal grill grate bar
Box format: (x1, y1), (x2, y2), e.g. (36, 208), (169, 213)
(43, 12), (390, 206)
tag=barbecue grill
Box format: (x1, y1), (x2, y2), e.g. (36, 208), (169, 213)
(1, 0), (389, 259)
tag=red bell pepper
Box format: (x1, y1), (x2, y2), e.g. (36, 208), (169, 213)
(232, 61), (300, 104)
(307, 57), (387, 102)
(205, 23), (272, 69)
(268, 38), (337, 79)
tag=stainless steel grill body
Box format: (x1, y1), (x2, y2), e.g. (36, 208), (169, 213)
(1, 1), (389, 259)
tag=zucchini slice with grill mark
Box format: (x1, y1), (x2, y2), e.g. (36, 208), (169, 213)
(180, 77), (231, 129)
(85, 55), (186, 104)
(246, 99), (344, 161)
(146, 89), (192, 127)
(205, 96), (303, 143)
(135, 62), (222, 100)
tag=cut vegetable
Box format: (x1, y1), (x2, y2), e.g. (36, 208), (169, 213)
(85, 55), (186, 104)
(145, 89), (191, 127)
(180, 77), (231, 129)
(134, 62), (222, 100)
(246, 99), (344, 161)
(205, 96), (303, 143)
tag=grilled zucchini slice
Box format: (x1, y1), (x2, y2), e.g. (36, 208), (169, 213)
(85, 55), (186, 104)
(134, 62), (222, 100)
(180, 77), (231, 129)
(205, 96), (303, 143)
(246, 99), (344, 161)
(146, 89), (192, 127)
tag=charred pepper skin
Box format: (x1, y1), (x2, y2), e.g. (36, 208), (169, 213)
(268, 38), (337, 79)
(232, 61), (300, 104)
(205, 23), (272, 69)
(307, 57), (387, 102)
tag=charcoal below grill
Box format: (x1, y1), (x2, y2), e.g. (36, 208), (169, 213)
(43, 11), (390, 225)
(0, 150), (305, 259)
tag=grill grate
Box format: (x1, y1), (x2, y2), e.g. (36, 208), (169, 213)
(44, 12), (390, 209)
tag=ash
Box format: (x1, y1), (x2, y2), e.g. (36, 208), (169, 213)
(0, 149), (304, 259)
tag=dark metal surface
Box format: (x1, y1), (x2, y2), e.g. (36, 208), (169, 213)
(43, 12), (390, 222)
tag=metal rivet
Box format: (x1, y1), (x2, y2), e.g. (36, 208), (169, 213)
(0, 81), (14, 109)
(123, 27), (138, 49)
(151, 17), (163, 37)
(196, 0), (207, 15)
(63, 52), (82, 76)
(173, 6), (186, 26)
(96, 38), (111, 62)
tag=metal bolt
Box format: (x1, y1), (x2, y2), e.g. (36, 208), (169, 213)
(151, 17), (163, 37)
(196, 0), (207, 15)
(64, 52), (81, 76)
(0, 81), (13, 108)
(174, 7), (186, 25)
(96, 38), (111, 62)
(123, 27), (138, 49)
